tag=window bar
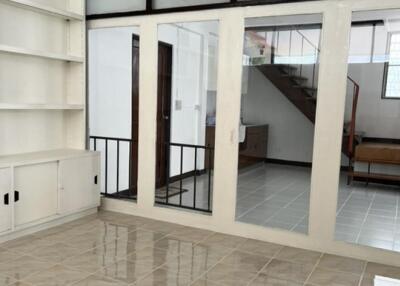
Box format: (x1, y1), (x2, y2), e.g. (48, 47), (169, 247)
(179, 145), (184, 206)
(207, 147), (212, 212)
(312, 47), (317, 90)
(116, 140), (120, 197)
(370, 23), (376, 63)
(166, 143), (170, 204)
(193, 147), (198, 209)
(270, 29), (276, 64)
(300, 37), (304, 78)
(105, 139), (108, 195)
(128, 141), (132, 190)
(276, 30), (280, 64)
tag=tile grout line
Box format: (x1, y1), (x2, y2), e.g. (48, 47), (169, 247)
(336, 188), (354, 216)
(244, 244), (284, 286)
(357, 260), (368, 286)
(302, 252), (324, 286)
(355, 191), (376, 243)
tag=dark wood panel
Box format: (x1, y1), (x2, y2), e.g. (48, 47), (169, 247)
(155, 42), (173, 188)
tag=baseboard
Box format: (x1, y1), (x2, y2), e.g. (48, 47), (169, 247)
(265, 158), (312, 168)
(363, 137), (400, 144)
(169, 169), (207, 183)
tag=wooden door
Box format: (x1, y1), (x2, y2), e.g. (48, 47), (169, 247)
(156, 42), (173, 188)
(130, 35), (140, 196)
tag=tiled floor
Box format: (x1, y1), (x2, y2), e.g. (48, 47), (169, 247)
(1, 210), (400, 286)
(161, 163), (400, 252)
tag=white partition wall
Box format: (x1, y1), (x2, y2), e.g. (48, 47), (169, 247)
(90, 0), (400, 267)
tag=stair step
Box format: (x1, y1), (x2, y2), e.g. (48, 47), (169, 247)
(293, 85), (318, 92)
(281, 75), (308, 81)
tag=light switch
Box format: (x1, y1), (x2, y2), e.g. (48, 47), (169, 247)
(175, 100), (182, 110)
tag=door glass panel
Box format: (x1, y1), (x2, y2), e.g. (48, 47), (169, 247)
(87, 0), (146, 15)
(88, 26), (140, 200)
(154, 0), (229, 9)
(236, 14), (323, 234)
(155, 21), (219, 214)
(335, 9), (400, 253)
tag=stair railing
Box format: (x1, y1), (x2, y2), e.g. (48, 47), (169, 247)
(247, 28), (361, 158)
(295, 30), (319, 91)
(346, 78), (360, 158)
(295, 30), (361, 158)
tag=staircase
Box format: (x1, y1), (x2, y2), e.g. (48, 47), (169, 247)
(245, 29), (362, 158)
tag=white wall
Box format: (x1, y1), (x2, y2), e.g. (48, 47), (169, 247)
(89, 26), (139, 194)
(347, 63), (400, 139)
(242, 67), (315, 162)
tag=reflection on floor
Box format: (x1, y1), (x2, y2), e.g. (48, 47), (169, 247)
(1, 210), (400, 285)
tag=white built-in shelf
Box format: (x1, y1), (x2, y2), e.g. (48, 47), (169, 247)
(0, 44), (84, 63)
(0, 0), (83, 21)
(0, 103), (84, 110)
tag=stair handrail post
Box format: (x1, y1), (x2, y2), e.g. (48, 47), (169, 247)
(347, 78), (360, 159)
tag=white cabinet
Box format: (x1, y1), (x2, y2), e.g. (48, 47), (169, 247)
(0, 150), (100, 239)
(14, 162), (58, 226)
(0, 168), (12, 234)
(59, 154), (100, 214)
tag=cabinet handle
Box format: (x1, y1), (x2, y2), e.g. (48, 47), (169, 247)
(14, 191), (19, 202)
(4, 193), (9, 205)
(94, 175), (98, 185)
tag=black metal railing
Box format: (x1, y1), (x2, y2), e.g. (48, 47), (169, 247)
(90, 136), (136, 200)
(156, 142), (214, 213)
(247, 28), (320, 94)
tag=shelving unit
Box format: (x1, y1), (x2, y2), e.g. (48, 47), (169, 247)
(0, 0), (86, 156)
(0, 44), (84, 62)
(0, 103), (84, 110)
(0, 0), (84, 20)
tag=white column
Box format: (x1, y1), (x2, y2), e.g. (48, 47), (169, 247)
(308, 2), (352, 243)
(137, 21), (158, 210)
(212, 10), (244, 227)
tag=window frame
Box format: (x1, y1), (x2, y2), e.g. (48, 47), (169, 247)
(382, 32), (400, 99)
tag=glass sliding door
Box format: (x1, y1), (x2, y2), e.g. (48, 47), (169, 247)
(335, 9), (400, 253)
(88, 26), (140, 200)
(235, 14), (323, 234)
(155, 21), (219, 214)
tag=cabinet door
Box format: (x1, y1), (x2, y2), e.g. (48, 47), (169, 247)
(59, 155), (99, 214)
(0, 168), (12, 233)
(15, 162), (58, 226)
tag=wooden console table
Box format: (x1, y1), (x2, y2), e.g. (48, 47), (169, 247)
(348, 143), (400, 184)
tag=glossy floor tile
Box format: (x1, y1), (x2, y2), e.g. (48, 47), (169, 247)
(0, 210), (400, 285)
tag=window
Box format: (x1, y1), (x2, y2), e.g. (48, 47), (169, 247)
(383, 33), (400, 98)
